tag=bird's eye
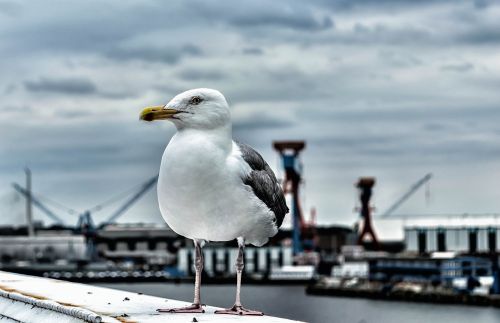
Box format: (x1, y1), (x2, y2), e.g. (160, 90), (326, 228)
(189, 96), (203, 105)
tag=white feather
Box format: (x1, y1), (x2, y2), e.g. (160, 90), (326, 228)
(156, 89), (278, 246)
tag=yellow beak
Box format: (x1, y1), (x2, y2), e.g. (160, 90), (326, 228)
(140, 106), (179, 122)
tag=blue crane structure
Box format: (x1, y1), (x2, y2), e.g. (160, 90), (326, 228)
(13, 173), (158, 259)
(98, 176), (158, 228)
(273, 141), (315, 256)
(13, 175), (158, 230)
(75, 175), (158, 259)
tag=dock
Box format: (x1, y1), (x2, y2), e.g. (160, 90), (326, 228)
(0, 271), (304, 323)
(306, 278), (500, 308)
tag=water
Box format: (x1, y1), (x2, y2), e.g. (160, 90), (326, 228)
(95, 283), (500, 323)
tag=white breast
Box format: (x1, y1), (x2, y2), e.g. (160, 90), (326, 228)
(157, 130), (277, 246)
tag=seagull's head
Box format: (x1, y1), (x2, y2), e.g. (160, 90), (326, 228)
(140, 88), (230, 130)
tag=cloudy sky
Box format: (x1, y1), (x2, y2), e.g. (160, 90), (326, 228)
(1, 0), (500, 229)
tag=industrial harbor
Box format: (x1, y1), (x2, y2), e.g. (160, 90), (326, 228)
(1, 141), (500, 319)
(2, 1), (500, 322)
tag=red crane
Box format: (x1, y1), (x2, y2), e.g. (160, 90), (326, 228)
(356, 177), (379, 249)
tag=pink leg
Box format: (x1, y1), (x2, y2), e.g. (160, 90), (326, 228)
(215, 238), (264, 316)
(157, 240), (205, 313)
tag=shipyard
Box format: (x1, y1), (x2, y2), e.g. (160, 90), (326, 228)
(2, 1), (500, 323)
(1, 141), (500, 322)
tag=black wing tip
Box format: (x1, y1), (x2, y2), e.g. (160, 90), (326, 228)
(275, 200), (289, 228)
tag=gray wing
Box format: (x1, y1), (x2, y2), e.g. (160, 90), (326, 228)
(237, 142), (289, 228)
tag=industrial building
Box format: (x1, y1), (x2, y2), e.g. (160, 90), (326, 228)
(0, 235), (86, 263)
(178, 246), (293, 277)
(369, 256), (493, 282)
(404, 216), (500, 254)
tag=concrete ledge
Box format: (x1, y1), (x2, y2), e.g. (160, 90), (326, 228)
(0, 271), (304, 323)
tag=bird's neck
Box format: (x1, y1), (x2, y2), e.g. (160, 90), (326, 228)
(175, 123), (233, 153)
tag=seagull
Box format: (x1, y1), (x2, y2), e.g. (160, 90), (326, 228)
(140, 88), (288, 315)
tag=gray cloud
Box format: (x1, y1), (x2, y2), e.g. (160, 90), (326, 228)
(177, 68), (226, 81)
(106, 44), (203, 64)
(242, 47), (264, 55)
(299, 104), (500, 125)
(312, 0), (460, 12)
(234, 115), (294, 131)
(378, 50), (422, 67)
(56, 110), (94, 119)
(184, 0), (334, 31)
(458, 25), (500, 44)
(324, 133), (500, 164)
(441, 62), (474, 72)
(0, 1), (21, 16)
(24, 77), (96, 95)
(422, 122), (448, 132)
(349, 23), (432, 45)
(474, 0), (492, 9)
(3, 84), (17, 95)
(231, 14), (333, 31)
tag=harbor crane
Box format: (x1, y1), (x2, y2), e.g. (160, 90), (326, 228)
(356, 177), (379, 248)
(78, 175), (158, 231)
(381, 173), (432, 217)
(355, 173), (432, 249)
(75, 175), (157, 260)
(274, 141), (316, 257)
(102, 175), (158, 226)
(12, 173), (158, 232)
(12, 183), (65, 226)
(13, 171), (157, 259)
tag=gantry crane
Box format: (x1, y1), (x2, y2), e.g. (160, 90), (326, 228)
(355, 173), (432, 249)
(75, 175), (158, 233)
(12, 172), (157, 247)
(273, 141), (316, 256)
(74, 175), (158, 259)
(381, 173), (432, 217)
(98, 176), (158, 228)
(13, 171), (157, 260)
(356, 177), (379, 248)
(12, 183), (65, 226)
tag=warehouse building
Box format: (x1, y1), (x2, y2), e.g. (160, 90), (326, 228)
(404, 217), (500, 254)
